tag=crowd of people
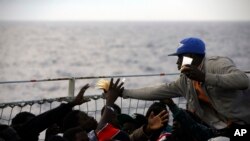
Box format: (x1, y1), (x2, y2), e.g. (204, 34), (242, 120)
(0, 79), (169, 141)
(1, 37), (249, 141)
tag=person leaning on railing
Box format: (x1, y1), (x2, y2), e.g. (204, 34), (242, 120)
(121, 37), (250, 140)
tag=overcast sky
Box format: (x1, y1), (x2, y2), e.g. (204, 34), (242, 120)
(0, 0), (249, 21)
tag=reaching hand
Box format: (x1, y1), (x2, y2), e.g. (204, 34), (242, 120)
(71, 84), (90, 106)
(105, 78), (124, 106)
(160, 98), (175, 106)
(181, 64), (205, 82)
(146, 110), (169, 132)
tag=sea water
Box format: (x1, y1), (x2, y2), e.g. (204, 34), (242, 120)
(1, 21), (249, 102)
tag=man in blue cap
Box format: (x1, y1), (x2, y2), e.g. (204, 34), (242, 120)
(121, 37), (250, 140)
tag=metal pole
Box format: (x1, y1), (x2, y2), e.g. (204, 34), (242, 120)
(68, 78), (75, 97)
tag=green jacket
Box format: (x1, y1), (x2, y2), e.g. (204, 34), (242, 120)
(123, 56), (250, 129)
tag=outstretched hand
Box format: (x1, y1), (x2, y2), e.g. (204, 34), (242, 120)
(146, 110), (169, 132)
(71, 84), (90, 106)
(160, 98), (175, 106)
(181, 64), (205, 82)
(105, 78), (124, 106)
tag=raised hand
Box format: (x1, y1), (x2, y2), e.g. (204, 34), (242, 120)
(181, 64), (205, 82)
(70, 84), (90, 106)
(105, 78), (124, 106)
(146, 110), (169, 132)
(160, 98), (175, 106)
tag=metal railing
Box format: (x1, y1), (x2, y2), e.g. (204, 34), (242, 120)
(0, 71), (249, 125)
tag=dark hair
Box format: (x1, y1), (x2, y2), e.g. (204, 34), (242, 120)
(63, 110), (83, 131)
(63, 110), (97, 133)
(133, 113), (147, 128)
(63, 127), (88, 141)
(146, 102), (167, 118)
(11, 112), (35, 126)
(101, 104), (121, 115)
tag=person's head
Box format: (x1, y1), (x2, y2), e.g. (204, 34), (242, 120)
(117, 114), (137, 134)
(11, 112), (36, 126)
(101, 104), (121, 115)
(63, 110), (98, 133)
(132, 113), (147, 128)
(146, 102), (169, 125)
(146, 101), (170, 140)
(168, 37), (206, 70)
(0, 124), (20, 141)
(118, 113), (147, 134)
(145, 102), (169, 141)
(63, 127), (89, 141)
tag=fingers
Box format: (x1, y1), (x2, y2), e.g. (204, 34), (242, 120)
(161, 118), (168, 123)
(181, 65), (197, 78)
(114, 78), (120, 87)
(157, 110), (169, 124)
(109, 78), (114, 89)
(149, 111), (154, 119)
(158, 110), (167, 117)
(118, 82), (124, 89)
(161, 112), (169, 120)
(109, 78), (124, 90)
(79, 84), (90, 95)
(83, 83), (90, 88)
(181, 65), (204, 81)
(81, 84), (90, 91)
(180, 65), (191, 73)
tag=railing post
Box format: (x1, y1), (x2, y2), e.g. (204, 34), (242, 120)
(68, 77), (75, 97)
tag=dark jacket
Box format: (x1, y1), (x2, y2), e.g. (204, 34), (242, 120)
(167, 103), (217, 141)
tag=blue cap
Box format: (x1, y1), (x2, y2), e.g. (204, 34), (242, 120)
(168, 37), (206, 56)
